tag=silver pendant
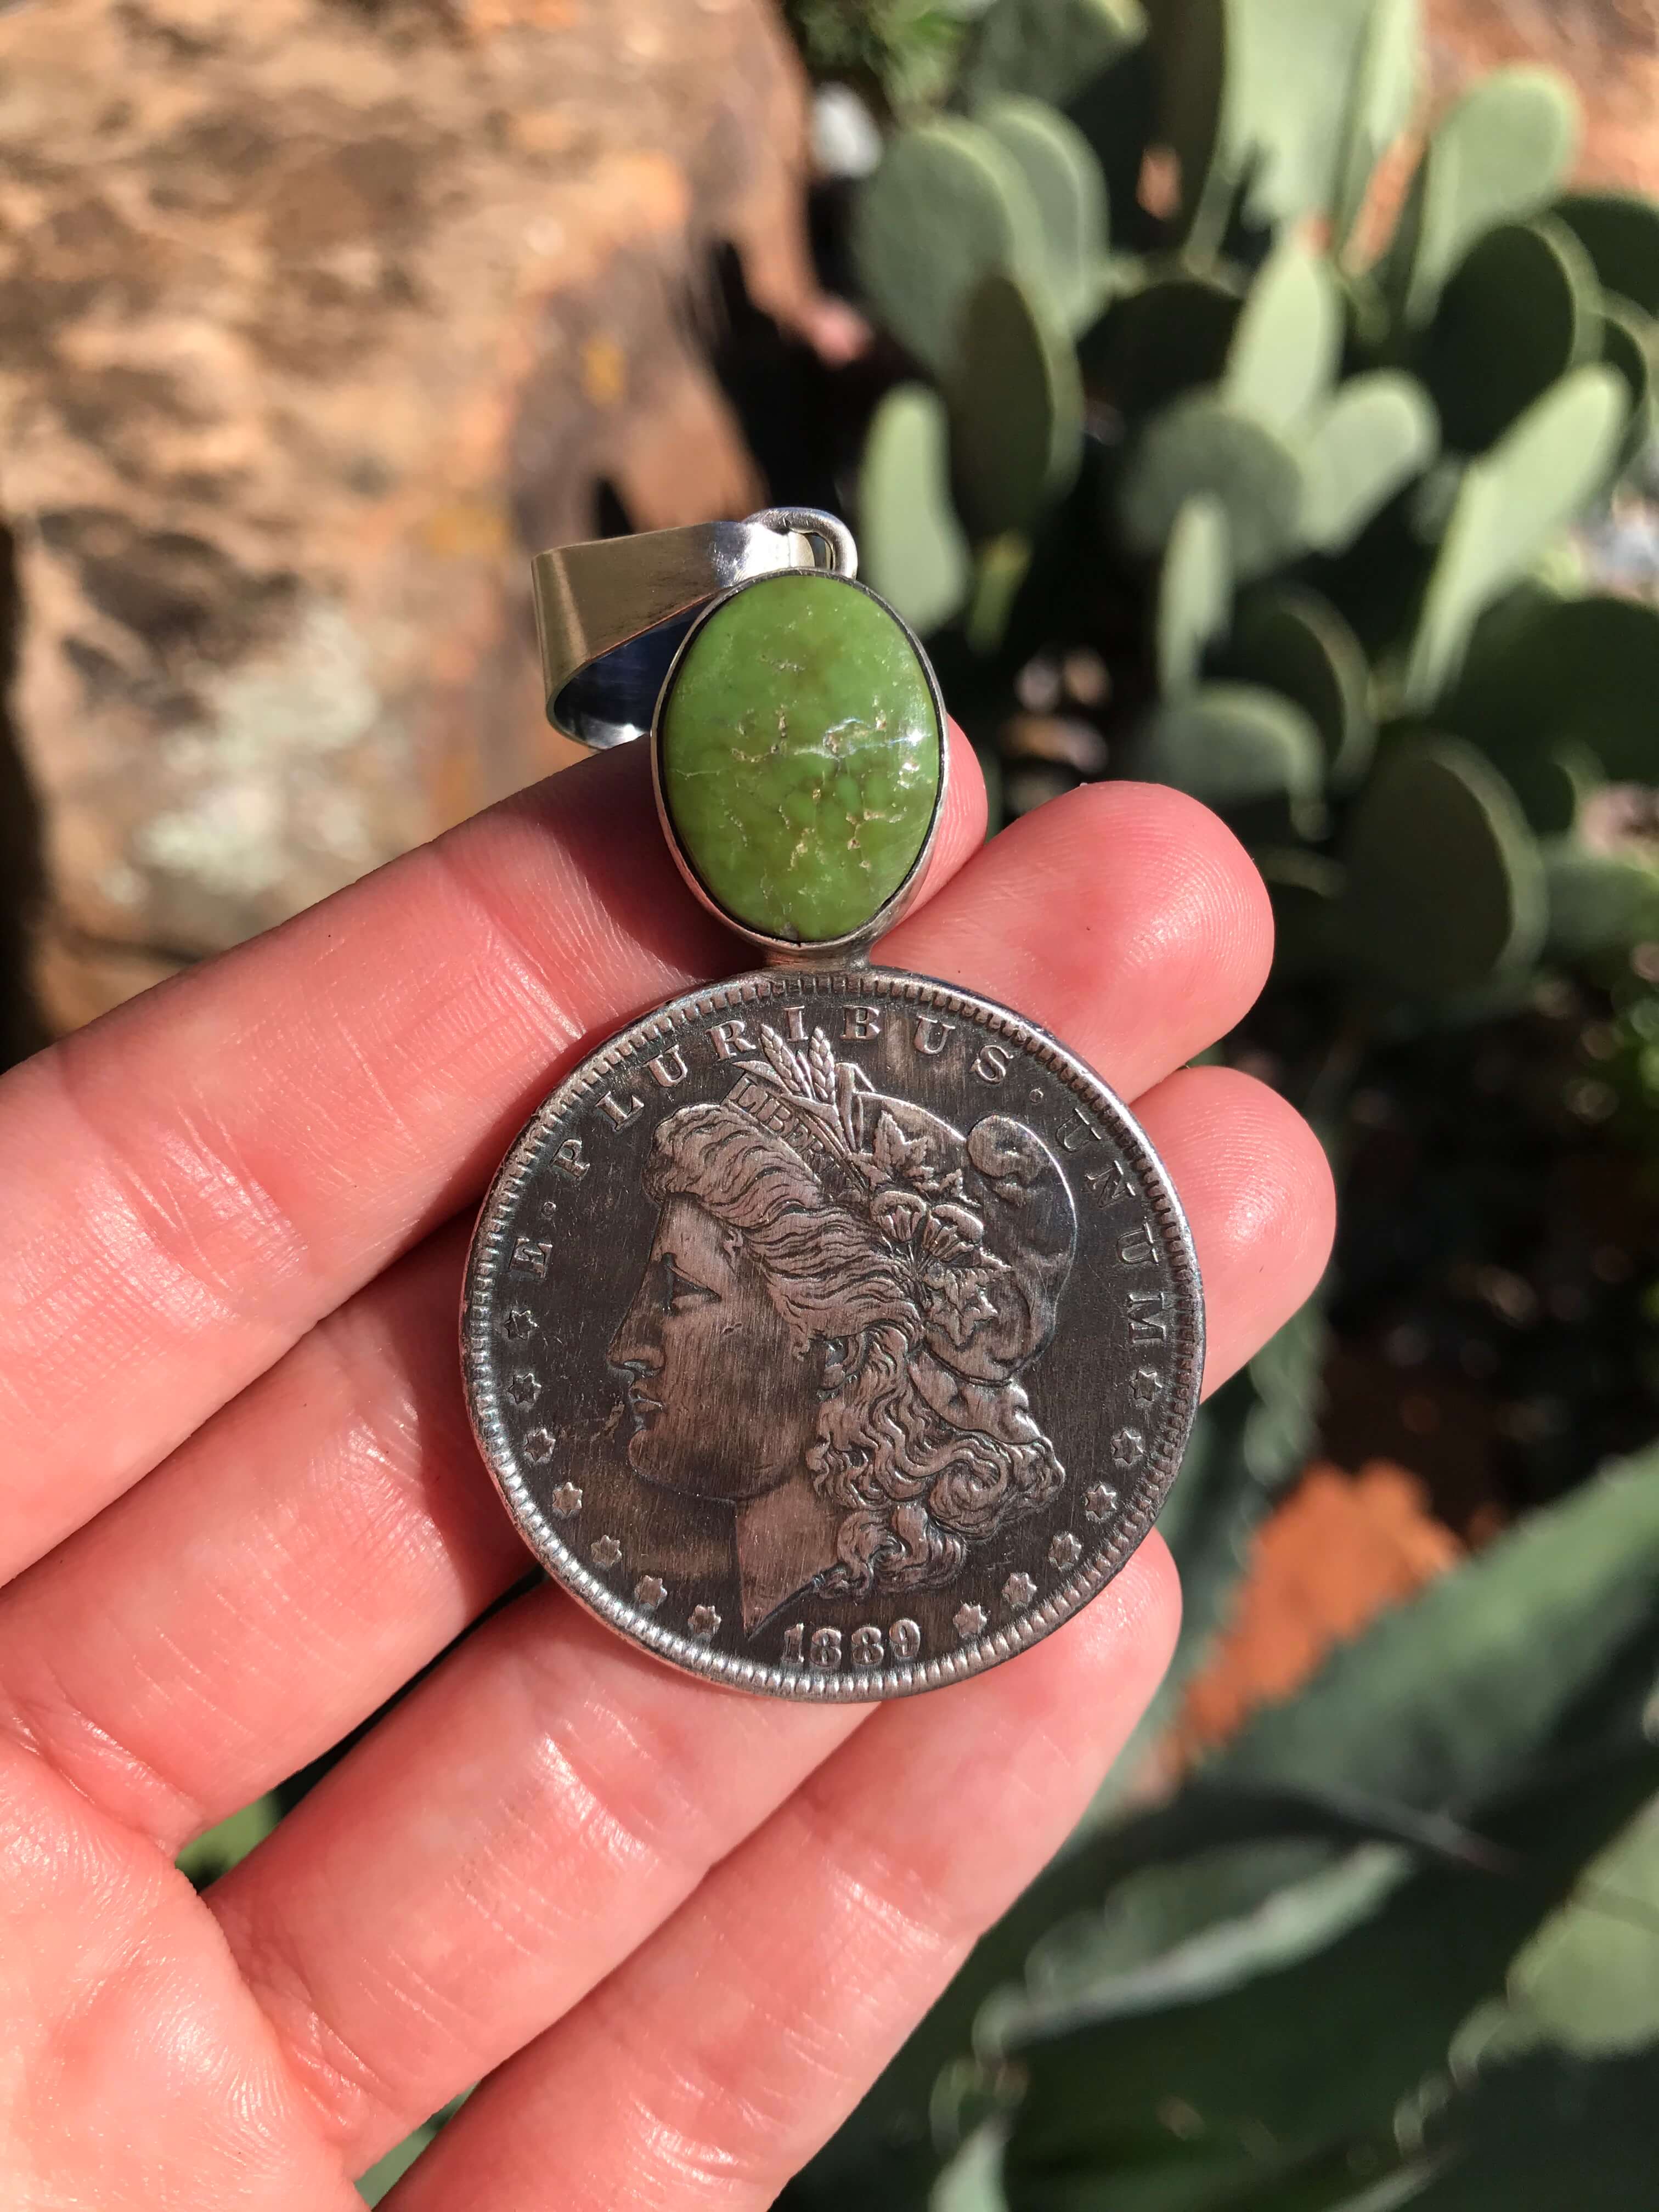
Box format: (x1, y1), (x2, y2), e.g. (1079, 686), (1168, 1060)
(463, 510), (1201, 1698)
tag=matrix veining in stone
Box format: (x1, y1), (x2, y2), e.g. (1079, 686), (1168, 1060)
(659, 573), (942, 942)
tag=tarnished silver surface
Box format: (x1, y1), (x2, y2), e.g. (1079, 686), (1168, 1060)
(462, 968), (1202, 1700)
(533, 506), (856, 748)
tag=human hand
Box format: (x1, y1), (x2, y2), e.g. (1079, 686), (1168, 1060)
(0, 735), (1330, 2208)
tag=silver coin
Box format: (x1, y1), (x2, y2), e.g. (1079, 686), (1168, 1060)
(462, 967), (1202, 1699)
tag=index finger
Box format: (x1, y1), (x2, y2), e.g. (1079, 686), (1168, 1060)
(0, 732), (987, 1587)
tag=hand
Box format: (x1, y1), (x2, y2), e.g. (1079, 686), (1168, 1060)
(0, 736), (1330, 2209)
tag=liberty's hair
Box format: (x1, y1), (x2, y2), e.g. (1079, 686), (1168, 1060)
(642, 1100), (1064, 1595)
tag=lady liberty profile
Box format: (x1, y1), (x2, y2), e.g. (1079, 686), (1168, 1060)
(607, 1024), (1078, 1634)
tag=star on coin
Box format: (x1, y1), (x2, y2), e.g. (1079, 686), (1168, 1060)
(590, 1535), (622, 1568)
(549, 1480), (582, 1517)
(499, 1306), (538, 1343)
(1048, 1532), (1082, 1571)
(1084, 1482), (1119, 1521)
(1002, 1572), (1037, 1609)
(688, 1605), (721, 1639)
(504, 1369), (541, 1412)
(522, 1428), (556, 1464)
(953, 1602), (988, 1640)
(634, 1576), (667, 1611)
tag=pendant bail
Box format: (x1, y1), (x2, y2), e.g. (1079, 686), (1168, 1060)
(532, 507), (856, 749)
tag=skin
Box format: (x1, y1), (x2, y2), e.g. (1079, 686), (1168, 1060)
(0, 730), (1333, 2208)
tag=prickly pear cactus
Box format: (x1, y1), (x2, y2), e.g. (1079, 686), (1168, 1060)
(838, 0), (1659, 1012)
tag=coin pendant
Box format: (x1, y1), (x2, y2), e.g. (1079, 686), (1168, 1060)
(462, 966), (1201, 1699)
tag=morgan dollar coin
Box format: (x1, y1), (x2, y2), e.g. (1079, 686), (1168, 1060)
(462, 967), (1201, 1700)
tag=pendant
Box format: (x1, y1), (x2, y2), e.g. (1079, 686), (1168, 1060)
(462, 509), (1201, 1699)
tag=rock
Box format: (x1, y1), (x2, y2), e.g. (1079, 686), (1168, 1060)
(1426, 0), (1659, 198)
(0, 0), (820, 1041)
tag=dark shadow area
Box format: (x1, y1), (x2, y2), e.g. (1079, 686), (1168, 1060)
(701, 229), (897, 521)
(0, 521), (49, 1074)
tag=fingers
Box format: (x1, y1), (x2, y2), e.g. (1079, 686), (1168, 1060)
(0, 1735), (363, 2212)
(385, 1544), (1181, 2212)
(885, 781), (1274, 1105)
(0, 733), (986, 1585)
(0, 1223), (527, 1850)
(206, 1592), (865, 2172)
(1135, 1064), (1335, 1394)
(0, 785), (1290, 1858)
(0, 1073), (1320, 2156)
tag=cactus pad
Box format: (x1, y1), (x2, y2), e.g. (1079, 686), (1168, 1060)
(1137, 680), (1324, 811)
(1080, 269), (1242, 415)
(949, 269), (1084, 538)
(1553, 190), (1659, 317)
(1118, 390), (1304, 580)
(964, 0), (1146, 110)
(1223, 237), (1341, 435)
(1228, 585), (1374, 789)
(1342, 735), (1547, 997)
(1389, 67), (1581, 326)
(1403, 366), (1627, 711)
(851, 117), (1043, 379)
(1155, 494), (1231, 696)
(977, 97), (1109, 333)
(858, 385), (972, 638)
(1419, 219), (1597, 453)
(1448, 590), (1659, 785)
(1300, 371), (1438, 552)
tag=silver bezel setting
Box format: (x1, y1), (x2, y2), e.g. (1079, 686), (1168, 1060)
(648, 568), (951, 968)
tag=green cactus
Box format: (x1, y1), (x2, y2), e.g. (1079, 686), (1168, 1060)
(1552, 188), (1659, 314)
(843, 16), (1653, 1025)
(961, 0), (1144, 109)
(1297, 370), (1438, 552)
(1137, 680), (1325, 814)
(1079, 267), (1240, 413)
(975, 95), (1109, 330)
(1417, 217), (1599, 453)
(1221, 236), (1341, 435)
(1448, 589), (1659, 784)
(1340, 736), (1548, 998)
(1403, 366), (1627, 710)
(857, 382), (972, 633)
(1386, 66), (1581, 325)
(1224, 584), (1374, 789)
(849, 115), (1045, 376)
(1154, 493), (1231, 695)
(1118, 391), (1306, 579)
(948, 267), (1084, 534)
(1331, 0), (1419, 249)
(795, 13), (1659, 2209)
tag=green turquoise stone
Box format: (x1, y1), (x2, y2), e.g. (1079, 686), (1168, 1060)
(659, 573), (942, 943)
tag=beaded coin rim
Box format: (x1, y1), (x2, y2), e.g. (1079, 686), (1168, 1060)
(462, 967), (1204, 1701)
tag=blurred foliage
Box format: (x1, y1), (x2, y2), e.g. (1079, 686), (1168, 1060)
(844, 12), (1659, 1024)
(783, 0), (985, 119)
(783, 1443), (1659, 2209)
(777, 0), (1659, 2203)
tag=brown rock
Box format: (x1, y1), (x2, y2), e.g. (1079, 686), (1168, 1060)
(0, 0), (818, 1037)
(1426, 0), (1659, 195)
(1169, 1460), (1463, 1767)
